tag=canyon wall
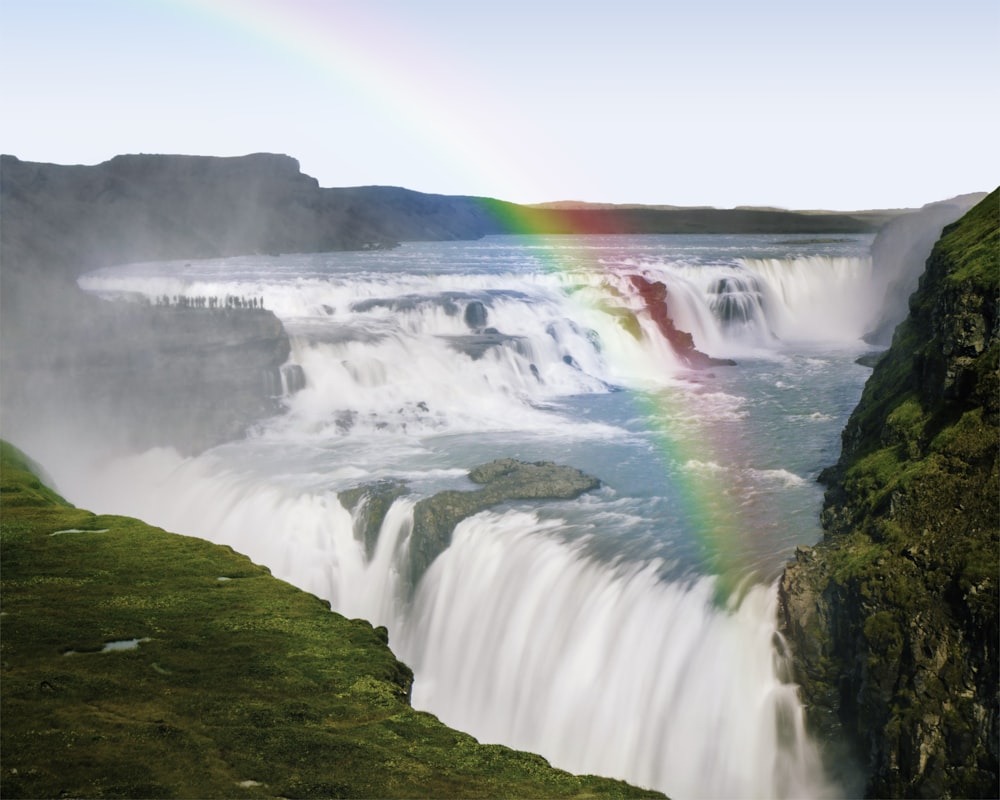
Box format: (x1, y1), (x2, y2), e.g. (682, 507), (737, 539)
(779, 190), (999, 798)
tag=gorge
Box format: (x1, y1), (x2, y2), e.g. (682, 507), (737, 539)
(1, 153), (996, 799)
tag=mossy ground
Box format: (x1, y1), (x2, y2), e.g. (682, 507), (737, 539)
(784, 191), (999, 798)
(0, 441), (662, 799)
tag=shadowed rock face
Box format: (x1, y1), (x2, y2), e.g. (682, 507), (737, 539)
(408, 459), (600, 589)
(339, 480), (411, 560)
(1, 293), (292, 456)
(340, 460), (599, 592)
(778, 190), (999, 799)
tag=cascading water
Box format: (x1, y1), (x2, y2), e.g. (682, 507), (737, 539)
(401, 511), (834, 799)
(43, 233), (880, 798)
(738, 256), (878, 343)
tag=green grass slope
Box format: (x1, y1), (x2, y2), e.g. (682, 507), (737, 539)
(0, 441), (663, 799)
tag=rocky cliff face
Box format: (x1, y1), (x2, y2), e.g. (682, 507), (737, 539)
(0, 152), (886, 288)
(778, 190), (999, 798)
(1, 291), (292, 456)
(0, 153), (507, 282)
(0, 152), (895, 459)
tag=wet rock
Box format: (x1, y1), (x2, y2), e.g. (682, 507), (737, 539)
(443, 332), (527, 360)
(339, 480), (411, 560)
(628, 275), (736, 369)
(464, 300), (489, 329)
(282, 363), (306, 394)
(778, 191), (999, 799)
(407, 459), (600, 590)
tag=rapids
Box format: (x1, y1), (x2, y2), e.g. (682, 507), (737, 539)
(39, 233), (881, 798)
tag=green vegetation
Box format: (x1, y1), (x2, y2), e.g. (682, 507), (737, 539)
(782, 190), (999, 797)
(0, 441), (662, 799)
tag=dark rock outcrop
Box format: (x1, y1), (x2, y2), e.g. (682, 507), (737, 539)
(0, 153), (508, 282)
(628, 275), (737, 369)
(464, 300), (489, 329)
(778, 190), (999, 798)
(407, 459), (600, 589)
(339, 480), (411, 560)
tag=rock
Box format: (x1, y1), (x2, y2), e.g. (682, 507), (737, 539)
(464, 300), (489, 329)
(338, 480), (411, 560)
(778, 190), (999, 798)
(855, 351), (886, 368)
(407, 459), (600, 590)
(628, 275), (736, 368)
(281, 363), (307, 394)
(0, 296), (293, 455)
(443, 332), (527, 360)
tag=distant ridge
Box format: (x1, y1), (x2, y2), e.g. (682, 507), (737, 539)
(1, 152), (901, 285)
(528, 200), (711, 211)
(531, 200), (910, 229)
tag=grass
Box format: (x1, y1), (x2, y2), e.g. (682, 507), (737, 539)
(789, 189), (999, 797)
(0, 441), (664, 799)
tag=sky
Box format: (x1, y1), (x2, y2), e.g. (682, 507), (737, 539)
(1, 0), (997, 210)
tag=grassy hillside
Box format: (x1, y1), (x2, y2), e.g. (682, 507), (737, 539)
(0, 441), (662, 799)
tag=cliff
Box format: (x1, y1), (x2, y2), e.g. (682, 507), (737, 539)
(0, 441), (662, 798)
(1, 293), (292, 455)
(0, 152), (892, 458)
(865, 193), (987, 345)
(0, 153), (507, 281)
(778, 190), (999, 797)
(0, 153), (885, 286)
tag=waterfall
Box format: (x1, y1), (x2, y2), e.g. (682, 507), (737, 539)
(736, 256), (876, 343)
(400, 510), (837, 799)
(49, 236), (876, 799)
(52, 450), (839, 799)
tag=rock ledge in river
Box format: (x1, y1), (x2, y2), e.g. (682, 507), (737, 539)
(407, 459), (600, 589)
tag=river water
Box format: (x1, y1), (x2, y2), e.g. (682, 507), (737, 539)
(56, 233), (878, 798)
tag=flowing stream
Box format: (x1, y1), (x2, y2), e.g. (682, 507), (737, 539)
(45, 233), (880, 798)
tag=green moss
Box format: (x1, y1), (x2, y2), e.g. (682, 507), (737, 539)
(936, 191), (1000, 290)
(0, 441), (664, 799)
(789, 191), (1000, 798)
(863, 611), (903, 656)
(0, 440), (71, 508)
(824, 531), (886, 584)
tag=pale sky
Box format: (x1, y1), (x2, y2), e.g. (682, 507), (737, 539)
(1, 0), (997, 209)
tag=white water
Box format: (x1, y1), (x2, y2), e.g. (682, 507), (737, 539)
(41, 234), (881, 798)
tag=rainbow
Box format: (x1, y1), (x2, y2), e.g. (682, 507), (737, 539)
(483, 202), (752, 597)
(164, 0), (529, 201)
(164, 0), (755, 599)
